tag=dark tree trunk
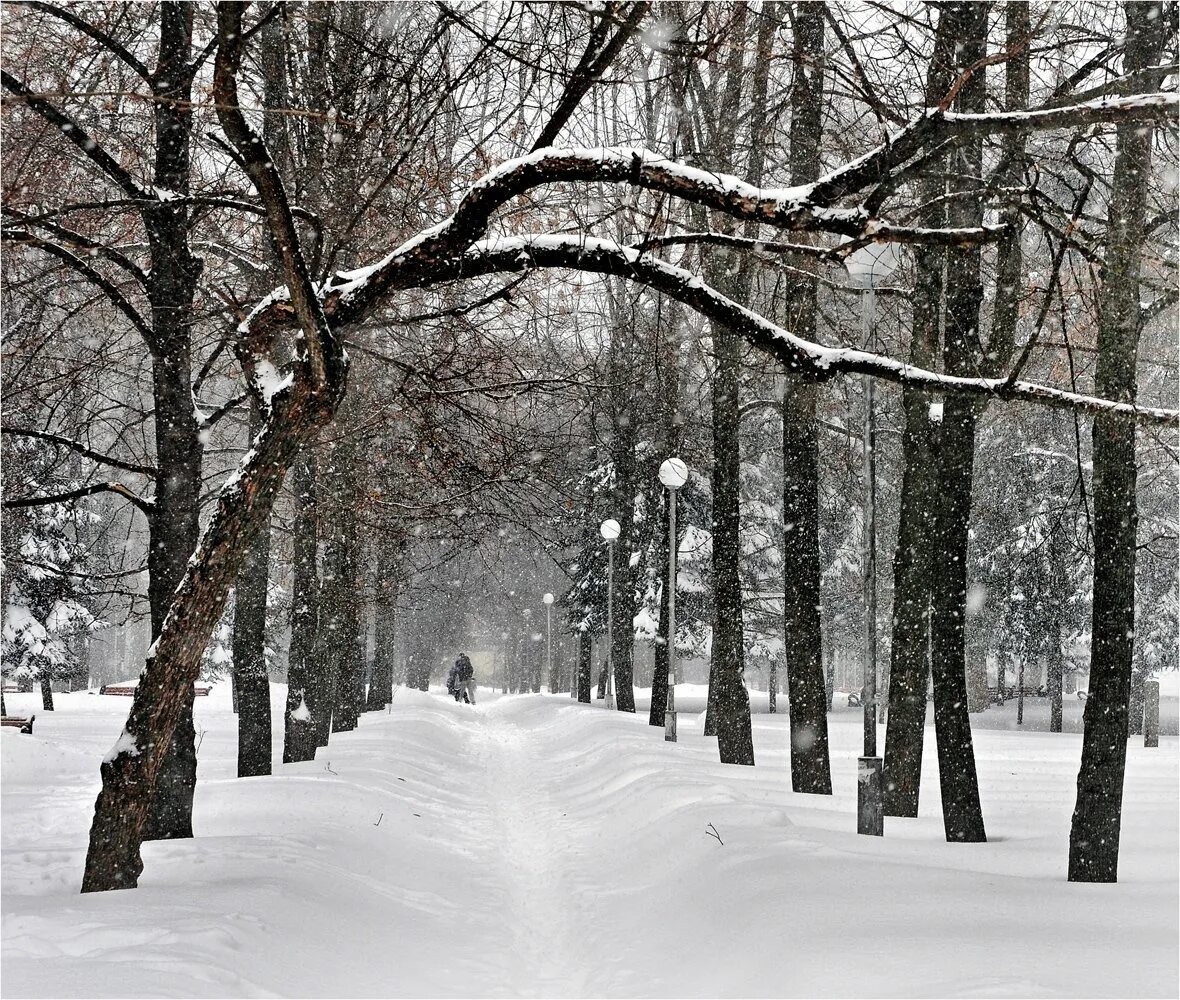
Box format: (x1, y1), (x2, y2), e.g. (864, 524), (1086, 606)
(780, 1), (831, 795)
(284, 454), (319, 763)
(609, 369), (638, 714)
(926, 0), (987, 844)
(331, 500), (363, 733)
(140, 3), (204, 844)
(82, 385), (340, 891)
(883, 5), (959, 819)
(782, 379), (829, 790)
(232, 403), (273, 778)
(368, 567), (397, 710)
(1069, 0), (1165, 884)
(40, 674), (54, 711)
(711, 326), (754, 766)
(578, 631), (592, 703)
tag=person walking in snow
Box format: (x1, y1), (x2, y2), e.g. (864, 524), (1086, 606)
(448, 653), (476, 704)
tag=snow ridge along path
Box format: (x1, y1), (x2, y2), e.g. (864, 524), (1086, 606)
(2, 684), (1177, 998)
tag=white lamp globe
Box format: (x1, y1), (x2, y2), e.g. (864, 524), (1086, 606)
(843, 242), (899, 289)
(542, 592), (554, 605)
(599, 518), (621, 541)
(658, 457), (689, 490)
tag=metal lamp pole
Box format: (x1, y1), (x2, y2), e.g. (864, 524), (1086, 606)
(543, 592), (554, 693)
(844, 243), (897, 836)
(658, 458), (689, 741)
(600, 518), (620, 711)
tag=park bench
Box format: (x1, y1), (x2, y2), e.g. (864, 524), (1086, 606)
(1, 715), (35, 734)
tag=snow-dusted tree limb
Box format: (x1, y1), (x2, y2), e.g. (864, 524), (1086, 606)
(1, 228), (153, 341)
(237, 89), (1176, 345)
(2, 481), (153, 513)
(2, 208), (149, 286)
(1, 426), (157, 476)
(1, 69), (150, 201)
(448, 235), (1178, 427)
(20, 1), (152, 80)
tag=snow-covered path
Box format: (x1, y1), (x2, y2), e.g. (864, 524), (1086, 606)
(2, 685), (1177, 998)
(469, 708), (594, 994)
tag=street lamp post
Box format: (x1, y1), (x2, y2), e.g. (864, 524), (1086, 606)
(658, 457), (689, 742)
(543, 592), (554, 694)
(600, 518), (620, 711)
(844, 242), (897, 837)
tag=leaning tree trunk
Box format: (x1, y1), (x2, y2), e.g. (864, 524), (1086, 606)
(284, 453), (320, 763)
(779, 0), (831, 795)
(232, 402), (273, 778)
(1069, 0), (1165, 885)
(82, 385), (339, 891)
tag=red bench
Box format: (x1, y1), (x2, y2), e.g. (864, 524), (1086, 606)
(1, 715), (35, 734)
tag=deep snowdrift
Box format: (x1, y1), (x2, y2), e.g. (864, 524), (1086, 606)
(2, 685), (1176, 998)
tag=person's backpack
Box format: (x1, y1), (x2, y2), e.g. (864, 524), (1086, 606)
(446, 665), (458, 694)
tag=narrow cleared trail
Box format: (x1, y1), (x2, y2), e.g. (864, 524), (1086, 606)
(468, 707), (596, 996)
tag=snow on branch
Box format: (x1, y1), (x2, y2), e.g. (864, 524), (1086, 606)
(453, 235), (1178, 428)
(234, 89), (1178, 426)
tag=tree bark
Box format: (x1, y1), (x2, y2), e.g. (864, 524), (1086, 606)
(927, 0), (988, 844)
(1069, 0), (1165, 884)
(779, 0), (831, 795)
(367, 552), (397, 710)
(883, 3), (959, 819)
(284, 453), (319, 763)
(40, 674), (54, 711)
(578, 630), (592, 703)
(81, 5), (350, 890)
(232, 401), (273, 777)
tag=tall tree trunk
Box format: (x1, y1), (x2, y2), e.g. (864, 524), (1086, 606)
(927, 0), (987, 844)
(711, 323), (754, 766)
(284, 453), (319, 762)
(781, 1), (830, 794)
(331, 494), (363, 732)
(883, 6), (959, 819)
(232, 402), (273, 777)
(610, 401), (638, 713)
(141, 3), (203, 844)
(1069, 0), (1165, 884)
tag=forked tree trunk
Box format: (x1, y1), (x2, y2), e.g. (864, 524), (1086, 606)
(883, 4), (958, 819)
(1069, 0), (1165, 885)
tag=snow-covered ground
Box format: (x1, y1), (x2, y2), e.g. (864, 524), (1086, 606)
(2, 684), (1176, 998)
